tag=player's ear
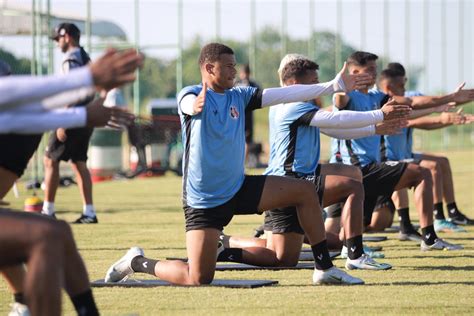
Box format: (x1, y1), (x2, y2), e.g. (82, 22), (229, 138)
(204, 63), (214, 75)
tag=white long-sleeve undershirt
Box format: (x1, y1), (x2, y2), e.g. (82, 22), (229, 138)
(0, 107), (87, 134)
(261, 75), (345, 108)
(309, 109), (383, 128)
(0, 67), (94, 112)
(321, 125), (376, 139)
(179, 75), (346, 116)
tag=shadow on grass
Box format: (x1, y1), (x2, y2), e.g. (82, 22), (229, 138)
(283, 280), (474, 287)
(394, 254), (474, 259)
(406, 265), (474, 271)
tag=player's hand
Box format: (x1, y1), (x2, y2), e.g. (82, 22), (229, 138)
(381, 98), (412, 121)
(375, 119), (408, 135)
(193, 82), (207, 114)
(86, 99), (135, 128)
(56, 128), (67, 142)
(90, 48), (144, 92)
(440, 108), (466, 125)
(436, 102), (456, 113)
(337, 62), (373, 92)
(451, 82), (474, 105)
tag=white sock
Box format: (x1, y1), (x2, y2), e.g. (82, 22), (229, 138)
(42, 201), (55, 215)
(83, 204), (96, 217)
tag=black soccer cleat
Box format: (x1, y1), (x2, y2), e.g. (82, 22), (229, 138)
(253, 225), (264, 238)
(448, 211), (474, 225)
(73, 215), (98, 224)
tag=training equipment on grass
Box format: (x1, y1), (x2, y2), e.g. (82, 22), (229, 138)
(24, 195), (43, 213)
(166, 251), (340, 262)
(91, 279), (278, 288)
(215, 262), (315, 271)
(362, 236), (388, 242)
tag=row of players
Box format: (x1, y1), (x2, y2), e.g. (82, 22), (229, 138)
(105, 44), (474, 289)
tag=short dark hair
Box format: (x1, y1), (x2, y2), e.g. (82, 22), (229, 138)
(379, 68), (404, 82)
(198, 43), (234, 66)
(387, 62), (406, 76)
(347, 51), (378, 66)
(281, 59), (319, 84)
(51, 23), (81, 42)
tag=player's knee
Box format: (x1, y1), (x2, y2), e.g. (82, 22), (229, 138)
(44, 158), (59, 172)
(420, 167), (433, 186)
(189, 274), (214, 285)
(276, 256), (298, 267)
(439, 156), (450, 170)
(296, 180), (318, 202)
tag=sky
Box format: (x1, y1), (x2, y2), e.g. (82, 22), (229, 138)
(0, 0), (473, 94)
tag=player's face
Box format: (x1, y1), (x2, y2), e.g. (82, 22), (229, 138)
(350, 60), (377, 86)
(296, 69), (319, 85)
(388, 76), (406, 96)
(56, 35), (69, 53)
(212, 54), (237, 90)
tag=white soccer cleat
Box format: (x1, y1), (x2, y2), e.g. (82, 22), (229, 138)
(313, 266), (364, 285)
(104, 246), (144, 283)
(345, 253), (392, 270)
(8, 303), (30, 316)
(421, 239), (463, 251)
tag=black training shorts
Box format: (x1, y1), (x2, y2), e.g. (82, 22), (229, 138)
(0, 134), (43, 177)
(183, 175), (267, 232)
(361, 161), (407, 226)
(45, 127), (93, 162)
(264, 165), (325, 235)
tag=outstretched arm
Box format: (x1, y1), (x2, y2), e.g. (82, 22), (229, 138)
(401, 83), (474, 109)
(261, 62), (372, 107)
(408, 111), (471, 130)
(0, 67), (94, 111)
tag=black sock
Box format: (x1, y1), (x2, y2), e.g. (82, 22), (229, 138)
(70, 289), (99, 316)
(311, 240), (334, 270)
(14, 292), (25, 304)
(433, 202), (445, 220)
(421, 225), (437, 245)
(217, 248), (243, 262)
(131, 256), (159, 275)
(342, 239), (347, 247)
(397, 208), (412, 232)
(346, 235), (364, 260)
(447, 202), (460, 217)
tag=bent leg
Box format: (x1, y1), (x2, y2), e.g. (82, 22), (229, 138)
(155, 228), (220, 285)
(394, 164), (433, 228)
(0, 210), (65, 316)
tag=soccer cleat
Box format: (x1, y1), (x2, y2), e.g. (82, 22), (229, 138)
(253, 225), (265, 238)
(104, 247), (144, 282)
(345, 253), (392, 270)
(434, 219), (467, 233)
(73, 214), (98, 224)
(216, 241), (225, 259)
(420, 239), (464, 251)
(8, 303), (30, 316)
(399, 224), (422, 242)
(448, 210), (474, 225)
(313, 266), (364, 285)
(399, 231), (422, 242)
(340, 245), (385, 259)
(41, 212), (57, 220)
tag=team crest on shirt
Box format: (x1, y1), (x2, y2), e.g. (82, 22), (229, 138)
(230, 106), (239, 119)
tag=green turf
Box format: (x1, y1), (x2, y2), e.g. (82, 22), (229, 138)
(1, 150), (473, 315)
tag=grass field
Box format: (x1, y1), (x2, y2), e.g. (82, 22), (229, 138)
(1, 150), (473, 315)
